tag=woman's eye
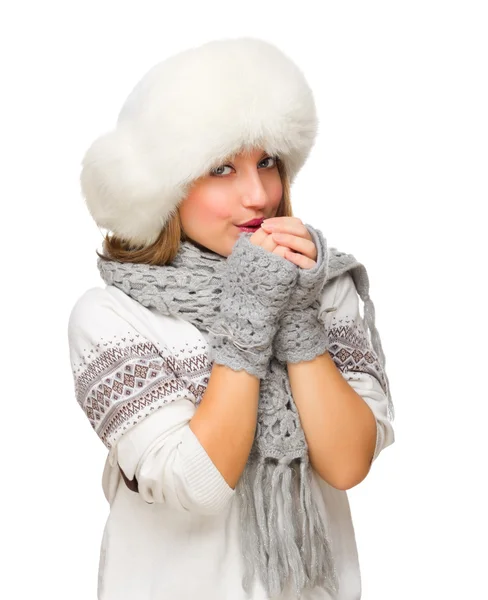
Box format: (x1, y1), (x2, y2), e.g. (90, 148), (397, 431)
(210, 156), (277, 176)
(211, 164), (233, 176)
(259, 156), (277, 169)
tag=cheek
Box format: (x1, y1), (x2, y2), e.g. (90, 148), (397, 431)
(206, 201), (232, 222)
(197, 197), (231, 225)
(181, 191), (231, 228)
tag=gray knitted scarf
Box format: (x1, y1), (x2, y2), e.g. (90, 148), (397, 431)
(97, 228), (393, 599)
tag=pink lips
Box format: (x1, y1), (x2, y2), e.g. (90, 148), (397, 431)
(239, 218), (264, 227)
(236, 218), (264, 233)
(237, 218), (264, 233)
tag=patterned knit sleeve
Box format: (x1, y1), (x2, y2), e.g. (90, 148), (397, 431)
(318, 273), (395, 463)
(67, 287), (235, 514)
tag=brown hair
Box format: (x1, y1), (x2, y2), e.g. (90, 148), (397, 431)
(96, 157), (293, 266)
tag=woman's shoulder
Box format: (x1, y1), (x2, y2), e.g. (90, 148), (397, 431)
(69, 284), (145, 323)
(68, 284), (202, 356)
(68, 285), (136, 339)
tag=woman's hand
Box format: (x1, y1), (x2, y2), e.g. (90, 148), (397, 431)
(250, 216), (317, 269)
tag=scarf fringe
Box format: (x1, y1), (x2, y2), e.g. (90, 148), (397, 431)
(237, 455), (339, 599)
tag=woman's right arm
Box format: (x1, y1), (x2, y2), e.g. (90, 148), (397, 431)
(189, 364), (260, 490)
(68, 288), (241, 515)
(67, 279), (275, 515)
(68, 235), (296, 515)
(187, 232), (299, 488)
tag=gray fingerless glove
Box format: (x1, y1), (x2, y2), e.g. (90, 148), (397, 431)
(207, 233), (298, 378)
(273, 224), (330, 363)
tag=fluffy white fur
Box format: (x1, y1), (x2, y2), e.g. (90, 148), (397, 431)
(80, 36), (318, 247)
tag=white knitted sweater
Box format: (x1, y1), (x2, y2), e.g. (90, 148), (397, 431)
(67, 271), (394, 600)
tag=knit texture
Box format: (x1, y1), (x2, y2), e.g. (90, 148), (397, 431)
(206, 236), (299, 378)
(96, 225), (394, 599)
(273, 225), (330, 364)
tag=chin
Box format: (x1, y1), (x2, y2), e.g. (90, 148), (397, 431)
(188, 229), (238, 257)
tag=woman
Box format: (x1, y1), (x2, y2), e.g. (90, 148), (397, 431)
(68, 37), (395, 600)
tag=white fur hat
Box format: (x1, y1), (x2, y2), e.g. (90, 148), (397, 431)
(80, 36), (318, 247)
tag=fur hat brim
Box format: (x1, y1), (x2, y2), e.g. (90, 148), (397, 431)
(80, 36), (318, 247)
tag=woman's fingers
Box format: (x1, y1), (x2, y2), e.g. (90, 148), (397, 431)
(248, 227), (269, 246)
(272, 245), (288, 257)
(248, 229), (292, 261)
(250, 227), (278, 252)
(249, 217), (318, 268)
(270, 232), (317, 261)
(261, 217), (308, 238)
(283, 249), (316, 269)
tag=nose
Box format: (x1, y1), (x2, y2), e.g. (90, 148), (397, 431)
(239, 170), (268, 209)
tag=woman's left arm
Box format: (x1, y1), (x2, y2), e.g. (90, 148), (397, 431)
(287, 272), (394, 491)
(288, 350), (377, 491)
(264, 218), (395, 491)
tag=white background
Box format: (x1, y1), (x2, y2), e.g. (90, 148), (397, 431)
(1, 1), (486, 598)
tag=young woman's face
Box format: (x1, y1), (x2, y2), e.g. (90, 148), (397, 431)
(178, 147), (283, 256)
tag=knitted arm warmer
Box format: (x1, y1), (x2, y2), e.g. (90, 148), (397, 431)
(273, 224), (330, 364)
(207, 233), (298, 378)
